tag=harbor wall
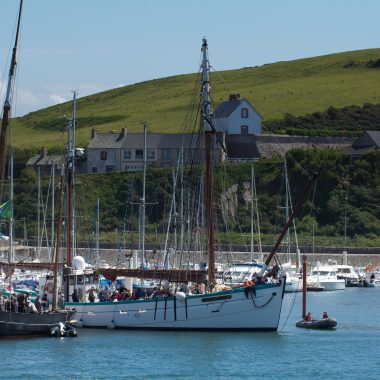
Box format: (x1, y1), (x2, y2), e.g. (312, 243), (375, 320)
(4, 245), (380, 269)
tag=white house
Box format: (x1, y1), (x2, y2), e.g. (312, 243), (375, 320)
(213, 94), (262, 135)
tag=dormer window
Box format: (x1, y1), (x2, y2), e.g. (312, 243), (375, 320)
(241, 108), (249, 118)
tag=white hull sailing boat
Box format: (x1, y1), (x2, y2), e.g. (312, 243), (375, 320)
(66, 38), (316, 331)
(68, 284), (285, 331)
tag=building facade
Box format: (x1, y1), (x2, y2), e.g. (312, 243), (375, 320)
(87, 128), (224, 173)
(26, 147), (66, 176)
(213, 94), (263, 135)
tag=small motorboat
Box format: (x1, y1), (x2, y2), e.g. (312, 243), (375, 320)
(296, 256), (337, 330)
(296, 317), (337, 329)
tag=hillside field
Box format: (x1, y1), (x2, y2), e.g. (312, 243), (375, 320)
(8, 48), (380, 150)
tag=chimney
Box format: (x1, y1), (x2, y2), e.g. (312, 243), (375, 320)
(121, 127), (127, 138)
(229, 94), (241, 101)
(91, 128), (96, 139)
(40, 147), (48, 157)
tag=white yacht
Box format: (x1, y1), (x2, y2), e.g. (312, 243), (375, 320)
(221, 262), (263, 287)
(307, 262), (345, 291)
(336, 264), (359, 287)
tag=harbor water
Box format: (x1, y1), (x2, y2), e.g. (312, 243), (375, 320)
(1, 288), (379, 379)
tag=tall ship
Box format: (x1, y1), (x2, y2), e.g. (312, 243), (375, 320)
(63, 38), (318, 331)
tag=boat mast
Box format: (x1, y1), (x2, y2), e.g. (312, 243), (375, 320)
(250, 164), (263, 262)
(0, 0), (23, 201)
(52, 166), (65, 311)
(66, 91), (77, 267)
(37, 167), (41, 259)
(140, 122), (147, 266)
(284, 159), (290, 262)
(96, 198), (100, 264)
(51, 160), (55, 262)
(8, 152), (14, 267)
(201, 38), (215, 287)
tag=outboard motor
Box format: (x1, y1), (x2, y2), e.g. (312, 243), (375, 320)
(65, 323), (78, 337)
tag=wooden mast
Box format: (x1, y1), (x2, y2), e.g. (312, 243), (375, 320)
(302, 255), (307, 319)
(0, 0), (23, 201)
(201, 38), (215, 287)
(258, 172), (318, 278)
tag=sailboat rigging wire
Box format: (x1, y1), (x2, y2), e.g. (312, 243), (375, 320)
(279, 286), (300, 332)
(209, 65), (234, 93)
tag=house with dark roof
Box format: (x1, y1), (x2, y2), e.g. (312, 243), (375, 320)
(213, 94), (263, 135)
(87, 128), (224, 173)
(26, 147), (66, 176)
(87, 128), (128, 173)
(348, 130), (380, 157)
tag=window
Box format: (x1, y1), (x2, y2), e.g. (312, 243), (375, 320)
(125, 165), (142, 171)
(106, 165), (114, 173)
(92, 167), (98, 173)
(241, 125), (249, 135)
(162, 149), (170, 160)
(135, 149), (144, 159)
(123, 149), (132, 160)
(100, 151), (107, 160)
(147, 149), (156, 160)
(241, 108), (249, 118)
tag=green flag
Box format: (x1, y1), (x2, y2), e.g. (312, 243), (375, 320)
(0, 200), (12, 219)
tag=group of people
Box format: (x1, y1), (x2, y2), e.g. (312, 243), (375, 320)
(304, 311), (329, 321)
(70, 282), (205, 303)
(0, 292), (50, 313)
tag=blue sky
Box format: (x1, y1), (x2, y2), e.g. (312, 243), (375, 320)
(0, 0), (379, 116)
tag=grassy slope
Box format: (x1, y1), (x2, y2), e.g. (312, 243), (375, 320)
(11, 48), (380, 149)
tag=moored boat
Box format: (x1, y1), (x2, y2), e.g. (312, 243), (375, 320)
(0, 309), (76, 337)
(66, 38), (317, 332)
(296, 317), (337, 329)
(307, 262), (345, 291)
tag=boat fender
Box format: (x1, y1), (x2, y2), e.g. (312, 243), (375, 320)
(176, 292), (186, 302)
(107, 321), (116, 330)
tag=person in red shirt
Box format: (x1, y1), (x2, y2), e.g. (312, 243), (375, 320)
(305, 312), (313, 321)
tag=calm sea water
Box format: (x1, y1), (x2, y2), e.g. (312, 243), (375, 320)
(1, 288), (380, 380)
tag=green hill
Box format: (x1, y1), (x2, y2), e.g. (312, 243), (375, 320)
(11, 48), (380, 149)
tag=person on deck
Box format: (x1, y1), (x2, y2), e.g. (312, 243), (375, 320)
(34, 296), (42, 313)
(88, 289), (96, 303)
(41, 293), (49, 311)
(193, 284), (202, 294)
(305, 312), (313, 321)
(71, 289), (79, 303)
(58, 293), (65, 309)
(17, 293), (25, 313)
(322, 311), (329, 319)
